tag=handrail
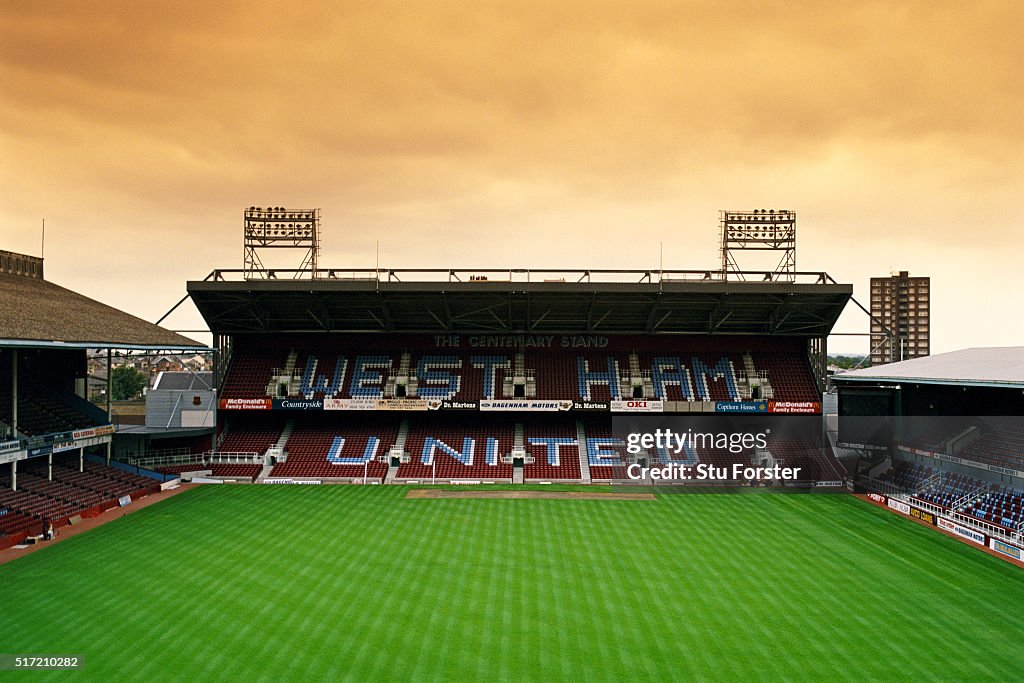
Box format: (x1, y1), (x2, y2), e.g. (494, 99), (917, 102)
(204, 451), (262, 464)
(165, 392), (184, 429)
(951, 482), (991, 511)
(129, 449), (262, 468)
(907, 496), (945, 517)
(860, 476), (1021, 544)
(857, 475), (909, 498)
(948, 509), (1021, 544)
(916, 471), (942, 495)
(197, 267), (840, 286)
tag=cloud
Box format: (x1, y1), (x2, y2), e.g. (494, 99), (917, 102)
(0, 1), (1021, 351)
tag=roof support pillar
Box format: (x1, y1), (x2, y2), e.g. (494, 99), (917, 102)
(10, 349), (17, 435)
(106, 349), (112, 422)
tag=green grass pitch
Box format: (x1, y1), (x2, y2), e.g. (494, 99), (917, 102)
(0, 486), (1021, 681)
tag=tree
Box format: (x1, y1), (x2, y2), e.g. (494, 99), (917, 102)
(827, 355), (868, 370)
(111, 366), (147, 401)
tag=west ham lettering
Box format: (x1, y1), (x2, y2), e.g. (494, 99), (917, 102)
(285, 351), (745, 401)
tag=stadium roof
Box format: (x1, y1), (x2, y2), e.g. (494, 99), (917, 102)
(187, 269), (851, 337)
(115, 425), (214, 437)
(0, 271), (206, 350)
(153, 371), (213, 391)
(831, 347), (1024, 389)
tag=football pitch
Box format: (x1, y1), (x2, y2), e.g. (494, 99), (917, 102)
(0, 486), (1021, 681)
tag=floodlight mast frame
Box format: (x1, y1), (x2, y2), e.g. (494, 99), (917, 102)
(242, 207), (321, 280)
(720, 209), (797, 282)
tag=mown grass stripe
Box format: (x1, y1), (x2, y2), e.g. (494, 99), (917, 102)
(0, 487), (1021, 681)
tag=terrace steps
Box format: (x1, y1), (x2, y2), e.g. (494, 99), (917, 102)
(274, 420), (295, 450)
(257, 462), (275, 482)
(576, 420), (592, 483)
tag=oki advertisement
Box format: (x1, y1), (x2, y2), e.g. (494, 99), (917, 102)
(610, 400), (664, 413)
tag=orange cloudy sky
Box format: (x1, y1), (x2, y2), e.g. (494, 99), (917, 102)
(1, 1), (1021, 352)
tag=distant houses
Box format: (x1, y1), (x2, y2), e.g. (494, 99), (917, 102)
(87, 351), (212, 400)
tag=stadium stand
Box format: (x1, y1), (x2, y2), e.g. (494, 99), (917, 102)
(209, 464), (263, 480)
(218, 334), (822, 404)
(0, 454), (161, 545)
(0, 250), (204, 545)
(582, 422), (630, 480)
(763, 433), (845, 482)
(524, 419), (582, 480)
(197, 274), (848, 491)
(522, 350), (577, 399)
(892, 416), (1024, 483)
(0, 507), (38, 542)
(878, 462), (933, 491)
(579, 418), (840, 483)
(0, 351), (104, 436)
(956, 421), (1024, 472)
(898, 422), (972, 453)
(839, 350), (1024, 550)
(270, 416), (396, 480)
(963, 488), (1024, 531)
(914, 472), (980, 510)
(218, 414), (284, 455)
(154, 463), (262, 481)
(212, 332), (834, 486)
(396, 418), (516, 481)
(874, 461), (1024, 532)
(4, 472), (107, 509)
(221, 347), (290, 399)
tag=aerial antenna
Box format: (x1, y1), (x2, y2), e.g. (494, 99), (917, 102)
(41, 218), (45, 259)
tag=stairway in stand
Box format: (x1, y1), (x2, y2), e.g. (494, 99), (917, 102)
(576, 420), (592, 483)
(257, 461), (275, 482)
(274, 420), (295, 450)
(384, 419), (410, 484)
